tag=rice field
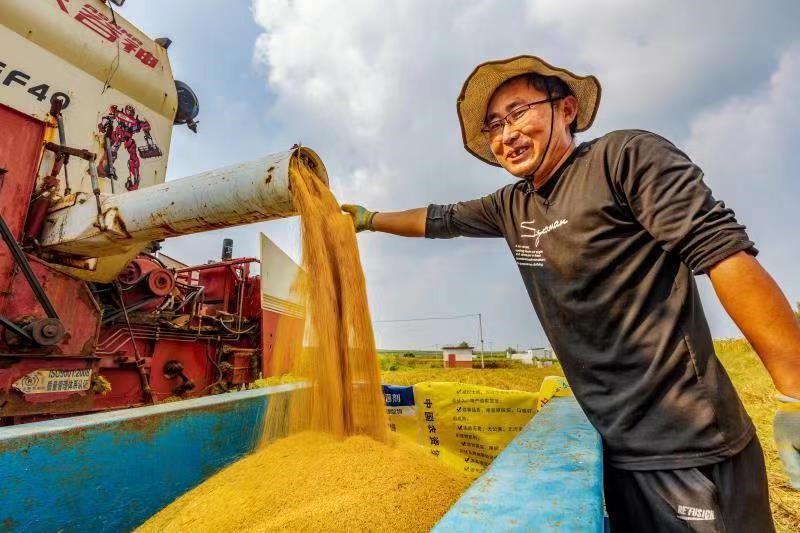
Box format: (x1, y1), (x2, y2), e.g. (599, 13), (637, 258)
(381, 365), (563, 391)
(382, 340), (800, 532)
(715, 339), (800, 532)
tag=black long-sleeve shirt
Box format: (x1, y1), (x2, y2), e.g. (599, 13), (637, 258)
(426, 130), (756, 470)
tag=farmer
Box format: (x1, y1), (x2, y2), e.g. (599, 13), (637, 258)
(343, 56), (800, 531)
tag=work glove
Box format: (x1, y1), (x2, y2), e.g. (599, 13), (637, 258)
(775, 393), (800, 490)
(341, 204), (377, 233)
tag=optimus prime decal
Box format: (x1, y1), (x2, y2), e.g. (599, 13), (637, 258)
(96, 104), (162, 191)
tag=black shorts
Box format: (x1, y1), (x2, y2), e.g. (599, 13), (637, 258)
(604, 436), (774, 532)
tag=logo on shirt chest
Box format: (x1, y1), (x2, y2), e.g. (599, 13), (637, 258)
(520, 218), (569, 247)
(513, 218), (569, 269)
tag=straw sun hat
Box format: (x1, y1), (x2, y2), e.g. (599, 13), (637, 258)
(457, 55), (602, 166)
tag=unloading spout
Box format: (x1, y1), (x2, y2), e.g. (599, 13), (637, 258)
(37, 146), (327, 282)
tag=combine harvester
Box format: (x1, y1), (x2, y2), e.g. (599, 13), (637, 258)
(0, 1), (604, 530)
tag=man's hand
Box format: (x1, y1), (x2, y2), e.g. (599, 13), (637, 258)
(341, 206), (427, 237)
(341, 204), (377, 233)
(775, 397), (800, 490)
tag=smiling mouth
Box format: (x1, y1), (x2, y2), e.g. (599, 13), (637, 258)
(507, 146), (531, 161)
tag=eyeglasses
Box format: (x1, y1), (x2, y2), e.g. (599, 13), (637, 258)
(481, 96), (565, 139)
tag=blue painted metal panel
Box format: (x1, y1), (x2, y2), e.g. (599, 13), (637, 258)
(0, 385), (602, 532)
(433, 397), (604, 532)
(0, 384), (300, 532)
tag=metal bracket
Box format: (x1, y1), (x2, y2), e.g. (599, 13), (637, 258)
(42, 142), (104, 228)
(43, 142), (96, 162)
(0, 214), (60, 320)
(0, 315), (33, 342)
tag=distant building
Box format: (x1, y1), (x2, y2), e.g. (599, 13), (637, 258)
(529, 347), (557, 368)
(510, 351), (533, 365)
(510, 347), (558, 367)
(527, 347), (554, 359)
(441, 346), (474, 368)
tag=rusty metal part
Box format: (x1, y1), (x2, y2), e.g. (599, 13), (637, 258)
(47, 193), (80, 213)
(39, 251), (98, 271)
(174, 379), (195, 395)
(114, 282), (153, 403)
(147, 269), (174, 296)
(102, 121), (117, 193)
(0, 316), (33, 343)
(163, 360), (195, 395)
(29, 318), (65, 346)
(43, 142), (96, 162)
(23, 176), (60, 243)
(118, 260), (144, 285)
(100, 296), (159, 325)
(48, 154), (66, 183)
(23, 195), (53, 243)
(163, 360), (183, 379)
(0, 213), (60, 320)
(176, 257), (259, 273)
(0, 316), (65, 347)
(49, 97), (71, 195)
(117, 258), (174, 297)
(43, 142), (104, 224)
(88, 163), (104, 226)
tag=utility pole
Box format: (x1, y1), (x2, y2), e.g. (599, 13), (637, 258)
(478, 313), (485, 369)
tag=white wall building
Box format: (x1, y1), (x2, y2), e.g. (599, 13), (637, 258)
(510, 347), (558, 367)
(441, 346), (474, 368)
(510, 351), (533, 365)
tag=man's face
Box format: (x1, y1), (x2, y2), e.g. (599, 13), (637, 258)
(485, 78), (572, 178)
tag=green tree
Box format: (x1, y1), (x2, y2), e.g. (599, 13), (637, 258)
(457, 341), (470, 349)
(795, 302), (800, 321)
(506, 346), (516, 355)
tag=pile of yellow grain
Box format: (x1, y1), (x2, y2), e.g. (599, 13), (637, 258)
(138, 431), (471, 532)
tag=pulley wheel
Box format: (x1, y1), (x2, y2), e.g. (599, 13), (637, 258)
(118, 261), (143, 285)
(147, 269), (174, 296)
(29, 318), (66, 346)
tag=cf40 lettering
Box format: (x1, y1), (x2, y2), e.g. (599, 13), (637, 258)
(0, 61), (71, 109)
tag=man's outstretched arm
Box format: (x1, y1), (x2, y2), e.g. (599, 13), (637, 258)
(343, 194), (505, 240)
(341, 204), (426, 237)
(709, 251), (800, 489)
(708, 251), (800, 398)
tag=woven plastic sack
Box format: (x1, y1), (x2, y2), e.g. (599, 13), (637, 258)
(383, 384), (419, 442)
(415, 382), (533, 478)
(383, 377), (571, 478)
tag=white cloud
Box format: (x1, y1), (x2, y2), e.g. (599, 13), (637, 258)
(251, 0), (800, 347)
(686, 45), (800, 182)
(685, 45), (800, 335)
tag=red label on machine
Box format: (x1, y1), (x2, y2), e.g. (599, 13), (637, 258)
(55, 2), (159, 69)
(12, 369), (92, 394)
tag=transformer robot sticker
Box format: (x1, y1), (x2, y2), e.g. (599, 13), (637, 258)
(97, 104), (162, 191)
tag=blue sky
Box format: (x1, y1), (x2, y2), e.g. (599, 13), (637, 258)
(122, 0), (800, 350)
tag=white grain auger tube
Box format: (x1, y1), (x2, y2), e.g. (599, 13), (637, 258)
(38, 147), (327, 281)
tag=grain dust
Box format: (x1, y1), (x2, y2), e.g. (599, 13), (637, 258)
(264, 156), (388, 442)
